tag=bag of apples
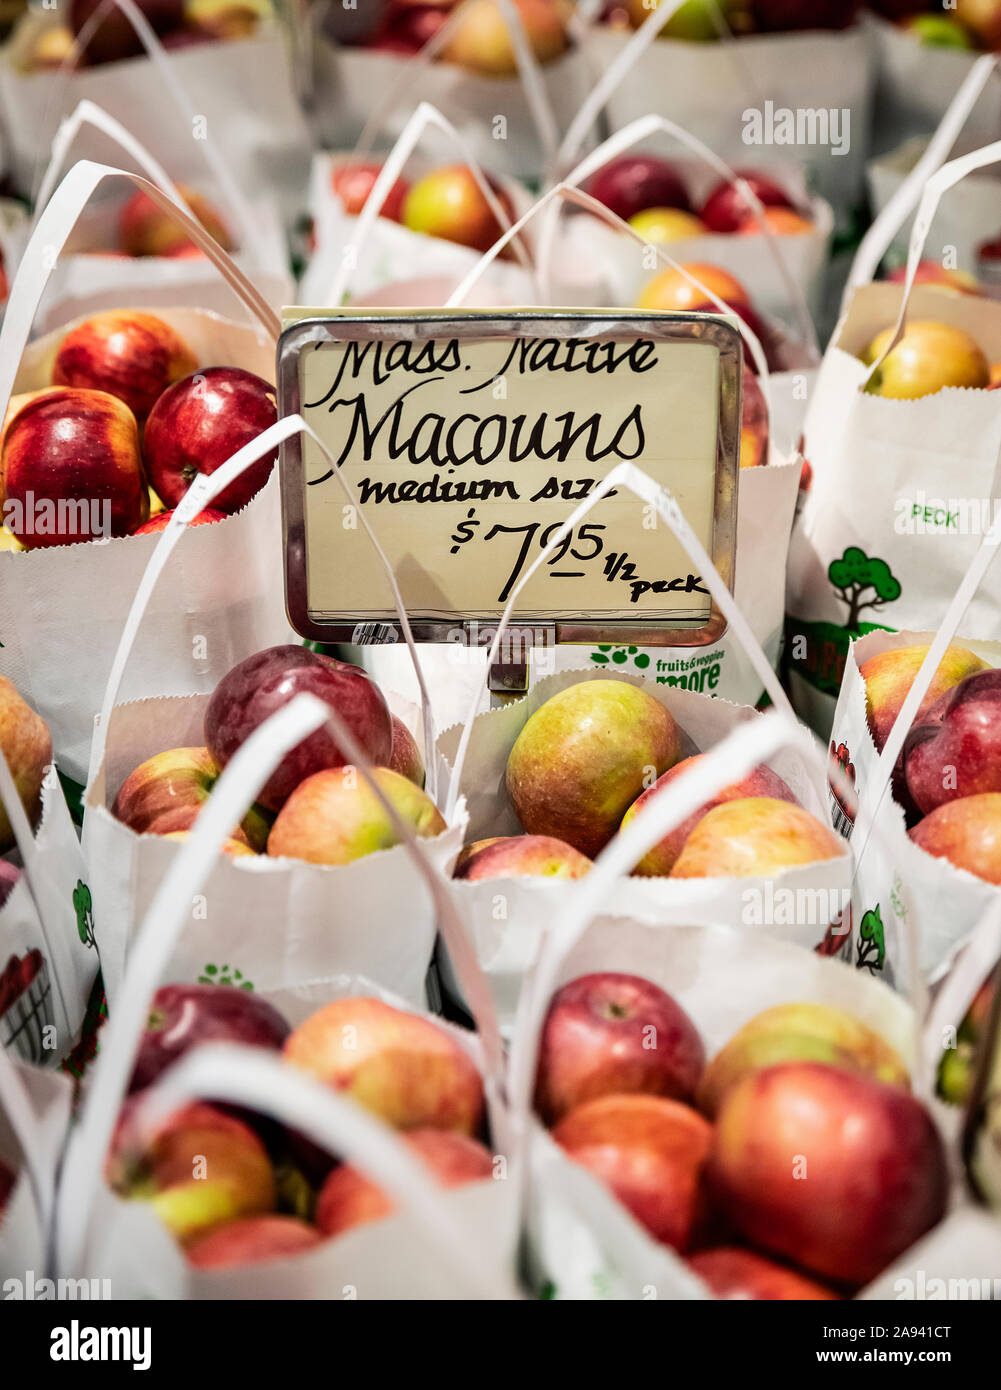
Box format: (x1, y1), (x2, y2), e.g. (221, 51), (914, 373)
(55, 697), (518, 1299)
(0, 0), (311, 224)
(577, 0), (874, 228)
(0, 1050), (74, 1284)
(504, 728), (973, 1301)
(0, 160), (297, 783)
(431, 462), (850, 1027)
(313, 0), (593, 182)
(82, 425), (465, 1008)
(300, 103), (537, 310)
(2, 98), (293, 332)
(828, 507), (1001, 987)
(786, 137), (1001, 736)
(357, 193), (805, 727)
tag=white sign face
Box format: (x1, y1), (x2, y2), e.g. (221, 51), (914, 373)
(280, 313), (739, 640)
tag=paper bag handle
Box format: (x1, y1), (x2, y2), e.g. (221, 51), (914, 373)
(61, 0), (269, 264)
(120, 1043), (517, 1299)
(0, 159), (279, 430)
(327, 100), (535, 307)
(444, 458), (797, 823)
(845, 55), (1000, 307)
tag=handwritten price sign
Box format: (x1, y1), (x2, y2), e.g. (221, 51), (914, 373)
(279, 310), (740, 646)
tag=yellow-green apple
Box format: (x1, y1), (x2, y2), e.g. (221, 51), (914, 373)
(163, 831), (256, 857)
(696, 1002), (909, 1118)
(909, 794), (1001, 884)
(553, 1094), (712, 1251)
(118, 185), (232, 256)
(70, 0), (183, 65)
(620, 755), (798, 876)
(939, 977), (994, 1105)
(184, 0), (266, 39)
(862, 320), (990, 398)
(26, 26), (77, 70)
(748, 0), (855, 30)
(204, 646), (393, 812)
(389, 715), (424, 786)
(708, 1062), (948, 1286)
(689, 1247), (839, 1300)
(315, 1129), (494, 1237)
(739, 364), (769, 467)
(860, 642), (989, 754)
(635, 261), (749, 313)
(628, 208), (706, 242)
(0, 676), (52, 851)
(886, 260), (979, 293)
(128, 983), (290, 1093)
(111, 746), (271, 849)
(506, 680), (681, 857)
(186, 1215), (322, 1269)
(266, 765), (445, 865)
(443, 0), (568, 74)
(0, 387), (148, 546)
(624, 0), (750, 39)
(331, 162), (409, 220)
(736, 206), (813, 236)
(453, 836), (508, 874)
(955, 0), (1001, 49)
(670, 797), (844, 878)
(283, 997), (484, 1134)
(52, 311), (198, 419)
(402, 166), (514, 252)
(133, 506), (226, 534)
(454, 834), (591, 881)
(587, 154), (691, 220)
(0, 528), (23, 553)
(904, 670), (1001, 814)
(700, 170), (796, 234)
(535, 973), (704, 1124)
(108, 1101), (275, 1245)
(142, 367), (277, 514)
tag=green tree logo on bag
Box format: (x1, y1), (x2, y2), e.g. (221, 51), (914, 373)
(73, 881), (95, 950)
(856, 905), (886, 975)
(828, 548), (901, 630)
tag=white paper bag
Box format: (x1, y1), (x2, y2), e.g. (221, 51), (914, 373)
(0, 159), (295, 782)
(0, 1053), (73, 1283)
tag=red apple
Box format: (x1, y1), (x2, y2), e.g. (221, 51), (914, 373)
(389, 715), (425, 786)
(620, 754), (798, 876)
(454, 834), (592, 881)
(0, 1156), (14, 1221)
(0, 862), (21, 910)
(0, 676), (52, 852)
(70, 0), (184, 65)
(736, 206), (814, 236)
(700, 171), (795, 234)
(885, 260), (979, 294)
(739, 363), (769, 467)
(442, 0), (568, 75)
(132, 506), (226, 534)
(587, 154), (691, 221)
(402, 165), (515, 252)
(453, 836), (508, 874)
(708, 1062), (948, 1286)
(186, 1215), (322, 1268)
(283, 997), (484, 1134)
(108, 1101), (275, 1245)
(204, 646), (393, 813)
(748, 0), (857, 31)
(128, 983), (290, 1093)
(316, 1129), (493, 1237)
(670, 797), (845, 879)
(690, 1247), (840, 1300)
(0, 387), (148, 546)
(331, 162), (409, 221)
(860, 643), (989, 755)
(118, 186), (232, 257)
(505, 680), (682, 857)
(553, 1094), (712, 1252)
(535, 973), (705, 1124)
(377, 2), (452, 52)
(111, 746), (271, 849)
(266, 765), (446, 865)
(910, 794), (1001, 884)
(904, 669), (1001, 815)
(52, 311), (198, 419)
(142, 367), (277, 514)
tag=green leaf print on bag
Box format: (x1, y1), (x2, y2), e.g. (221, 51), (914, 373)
(73, 881), (95, 949)
(199, 963), (254, 990)
(828, 548), (901, 632)
(589, 645), (651, 672)
(856, 905), (886, 976)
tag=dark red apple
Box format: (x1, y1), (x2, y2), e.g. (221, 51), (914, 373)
(142, 368), (278, 515)
(378, 2), (452, 51)
(535, 973), (705, 1125)
(132, 506), (226, 535)
(689, 1247), (840, 1300)
(128, 983), (290, 1093)
(904, 669), (1001, 816)
(586, 155), (691, 222)
(70, 0), (184, 66)
(748, 0), (858, 32)
(700, 171), (796, 235)
(331, 162), (409, 221)
(186, 1215), (322, 1268)
(0, 1156), (14, 1221)
(204, 645), (393, 812)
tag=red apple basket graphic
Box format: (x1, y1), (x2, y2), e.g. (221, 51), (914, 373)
(0, 947), (54, 1063)
(828, 740), (857, 838)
